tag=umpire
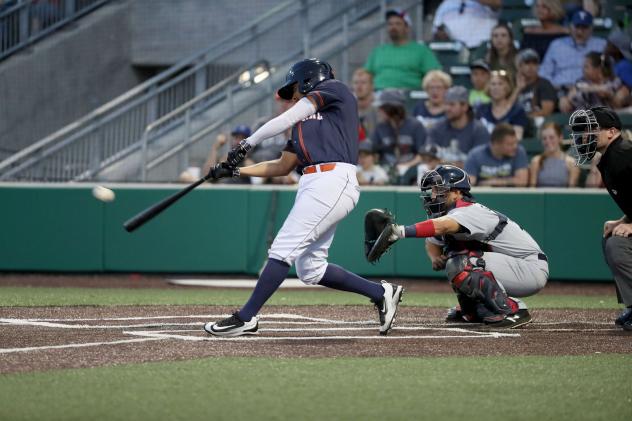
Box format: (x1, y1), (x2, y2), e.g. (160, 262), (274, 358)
(570, 106), (632, 331)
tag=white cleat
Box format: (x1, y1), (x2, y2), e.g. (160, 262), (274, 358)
(204, 312), (259, 337)
(376, 281), (404, 335)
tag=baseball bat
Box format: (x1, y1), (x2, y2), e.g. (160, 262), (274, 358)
(123, 174), (210, 232)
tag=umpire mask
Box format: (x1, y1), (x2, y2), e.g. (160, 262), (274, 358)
(569, 109), (600, 165)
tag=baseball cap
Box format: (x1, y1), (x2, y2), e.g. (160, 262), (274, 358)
(358, 141), (374, 154)
(374, 89), (406, 107)
(608, 27), (632, 61)
(469, 59), (490, 72)
(385, 8), (412, 27)
(590, 106), (622, 130)
(231, 124), (251, 137)
(571, 10), (593, 27)
(444, 86), (469, 103)
(517, 48), (540, 64)
(419, 143), (439, 159)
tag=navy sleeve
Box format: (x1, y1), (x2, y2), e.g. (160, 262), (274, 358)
(536, 78), (557, 102)
(413, 121), (427, 153)
(472, 122), (491, 148)
(283, 139), (296, 154)
(307, 83), (342, 110)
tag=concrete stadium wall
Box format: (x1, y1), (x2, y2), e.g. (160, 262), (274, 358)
(0, 184), (620, 282)
(0, 0), (140, 157)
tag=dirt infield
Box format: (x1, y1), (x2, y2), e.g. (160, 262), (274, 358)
(1, 304), (630, 374)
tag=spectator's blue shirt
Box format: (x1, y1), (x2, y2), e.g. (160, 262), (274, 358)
(464, 143), (528, 182)
(539, 35), (607, 87)
(614, 59), (632, 89)
(286, 79), (359, 165)
(427, 118), (490, 156)
(413, 101), (446, 129)
(475, 102), (530, 133)
(371, 116), (427, 166)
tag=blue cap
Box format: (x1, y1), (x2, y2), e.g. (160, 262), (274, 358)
(231, 124), (251, 137)
(571, 10), (593, 27)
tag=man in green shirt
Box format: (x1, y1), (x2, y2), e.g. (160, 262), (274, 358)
(364, 8), (441, 90)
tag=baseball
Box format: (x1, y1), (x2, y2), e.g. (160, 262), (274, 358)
(92, 185), (115, 202)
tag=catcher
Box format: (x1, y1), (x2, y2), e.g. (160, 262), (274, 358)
(365, 165), (549, 328)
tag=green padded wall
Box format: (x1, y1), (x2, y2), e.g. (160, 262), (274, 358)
(0, 184), (622, 281)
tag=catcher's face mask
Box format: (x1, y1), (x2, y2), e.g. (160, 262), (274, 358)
(569, 109), (600, 165)
(419, 170), (450, 218)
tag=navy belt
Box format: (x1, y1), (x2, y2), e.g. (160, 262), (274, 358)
(538, 253), (547, 262)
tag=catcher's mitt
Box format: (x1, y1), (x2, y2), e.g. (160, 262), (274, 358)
(364, 208), (399, 263)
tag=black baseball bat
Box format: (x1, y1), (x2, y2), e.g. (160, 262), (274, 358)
(123, 174), (210, 232)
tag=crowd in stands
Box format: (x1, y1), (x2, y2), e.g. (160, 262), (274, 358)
(194, 1), (631, 189)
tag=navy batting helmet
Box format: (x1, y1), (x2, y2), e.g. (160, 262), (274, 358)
(277, 58), (334, 100)
(419, 165), (471, 218)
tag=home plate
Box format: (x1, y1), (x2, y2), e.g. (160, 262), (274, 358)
(167, 279), (320, 288)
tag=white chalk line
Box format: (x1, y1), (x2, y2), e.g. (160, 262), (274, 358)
(0, 337), (164, 354)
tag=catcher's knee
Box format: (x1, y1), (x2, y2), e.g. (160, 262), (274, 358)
(295, 255), (327, 285)
(446, 252), (512, 316)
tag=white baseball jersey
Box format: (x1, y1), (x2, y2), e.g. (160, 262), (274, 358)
(428, 201), (548, 297)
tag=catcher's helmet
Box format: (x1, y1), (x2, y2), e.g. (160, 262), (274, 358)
(277, 58), (334, 100)
(419, 165), (471, 218)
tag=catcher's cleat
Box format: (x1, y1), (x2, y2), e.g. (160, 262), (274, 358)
(484, 309), (532, 329)
(446, 305), (463, 322)
(375, 281), (404, 335)
(204, 312), (259, 337)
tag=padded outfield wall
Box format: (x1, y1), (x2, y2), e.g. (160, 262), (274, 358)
(0, 184), (620, 281)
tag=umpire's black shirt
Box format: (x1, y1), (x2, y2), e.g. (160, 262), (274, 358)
(597, 135), (632, 219)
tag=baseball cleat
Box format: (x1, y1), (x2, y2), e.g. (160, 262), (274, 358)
(485, 309), (532, 329)
(375, 281), (404, 335)
(446, 305), (463, 322)
(204, 312), (259, 337)
(615, 306), (632, 326)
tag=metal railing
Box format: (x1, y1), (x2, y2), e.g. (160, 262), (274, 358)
(0, 0), (425, 182)
(0, 0), (110, 61)
(0, 0), (310, 181)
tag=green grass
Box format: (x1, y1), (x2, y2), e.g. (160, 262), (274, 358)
(1, 355), (631, 421)
(0, 286), (621, 309)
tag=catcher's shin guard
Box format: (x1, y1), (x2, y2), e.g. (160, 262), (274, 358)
(445, 251), (512, 322)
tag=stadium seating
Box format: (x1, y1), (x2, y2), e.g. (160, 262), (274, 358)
(499, 0), (533, 23)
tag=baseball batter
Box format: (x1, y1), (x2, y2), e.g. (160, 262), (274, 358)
(204, 58), (403, 337)
(372, 165), (548, 327)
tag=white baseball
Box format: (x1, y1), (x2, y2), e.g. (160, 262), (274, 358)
(92, 185), (115, 202)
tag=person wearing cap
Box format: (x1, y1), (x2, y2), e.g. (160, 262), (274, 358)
(468, 60), (491, 107)
(520, 0), (568, 61)
(364, 8), (440, 90)
(514, 48), (556, 119)
(605, 26), (632, 90)
(539, 9), (607, 89)
(559, 51), (630, 113)
(399, 143), (441, 186)
(432, 0), (500, 49)
(371, 89), (427, 180)
(356, 142), (389, 186)
(427, 85), (490, 168)
(202, 125), (253, 184)
(464, 123), (529, 187)
(569, 106), (632, 331)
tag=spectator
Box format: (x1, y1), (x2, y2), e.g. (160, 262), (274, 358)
(202, 125), (253, 184)
(428, 86), (490, 168)
(485, 22), (518, 77)
(559, 52), (630, 113)
(468, 59), (491, 107)
(514, 49), (557, 119)
(399, 143), (442, 186)
(465, 123), (529, 187)
(529, 121), (580, 187)
(539, 9), (607, 89)
(372, 89), (427, 180)
(476, 70), (530, 139)
(432, 0), (500, 49)
(605, 27), (632, 90)
(356, 142), (389, 186)
(413, 70), (452, 129)
(352, 68), (379, 140)
(364, 8), (441, 90)
(521, 0), (568, 60)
